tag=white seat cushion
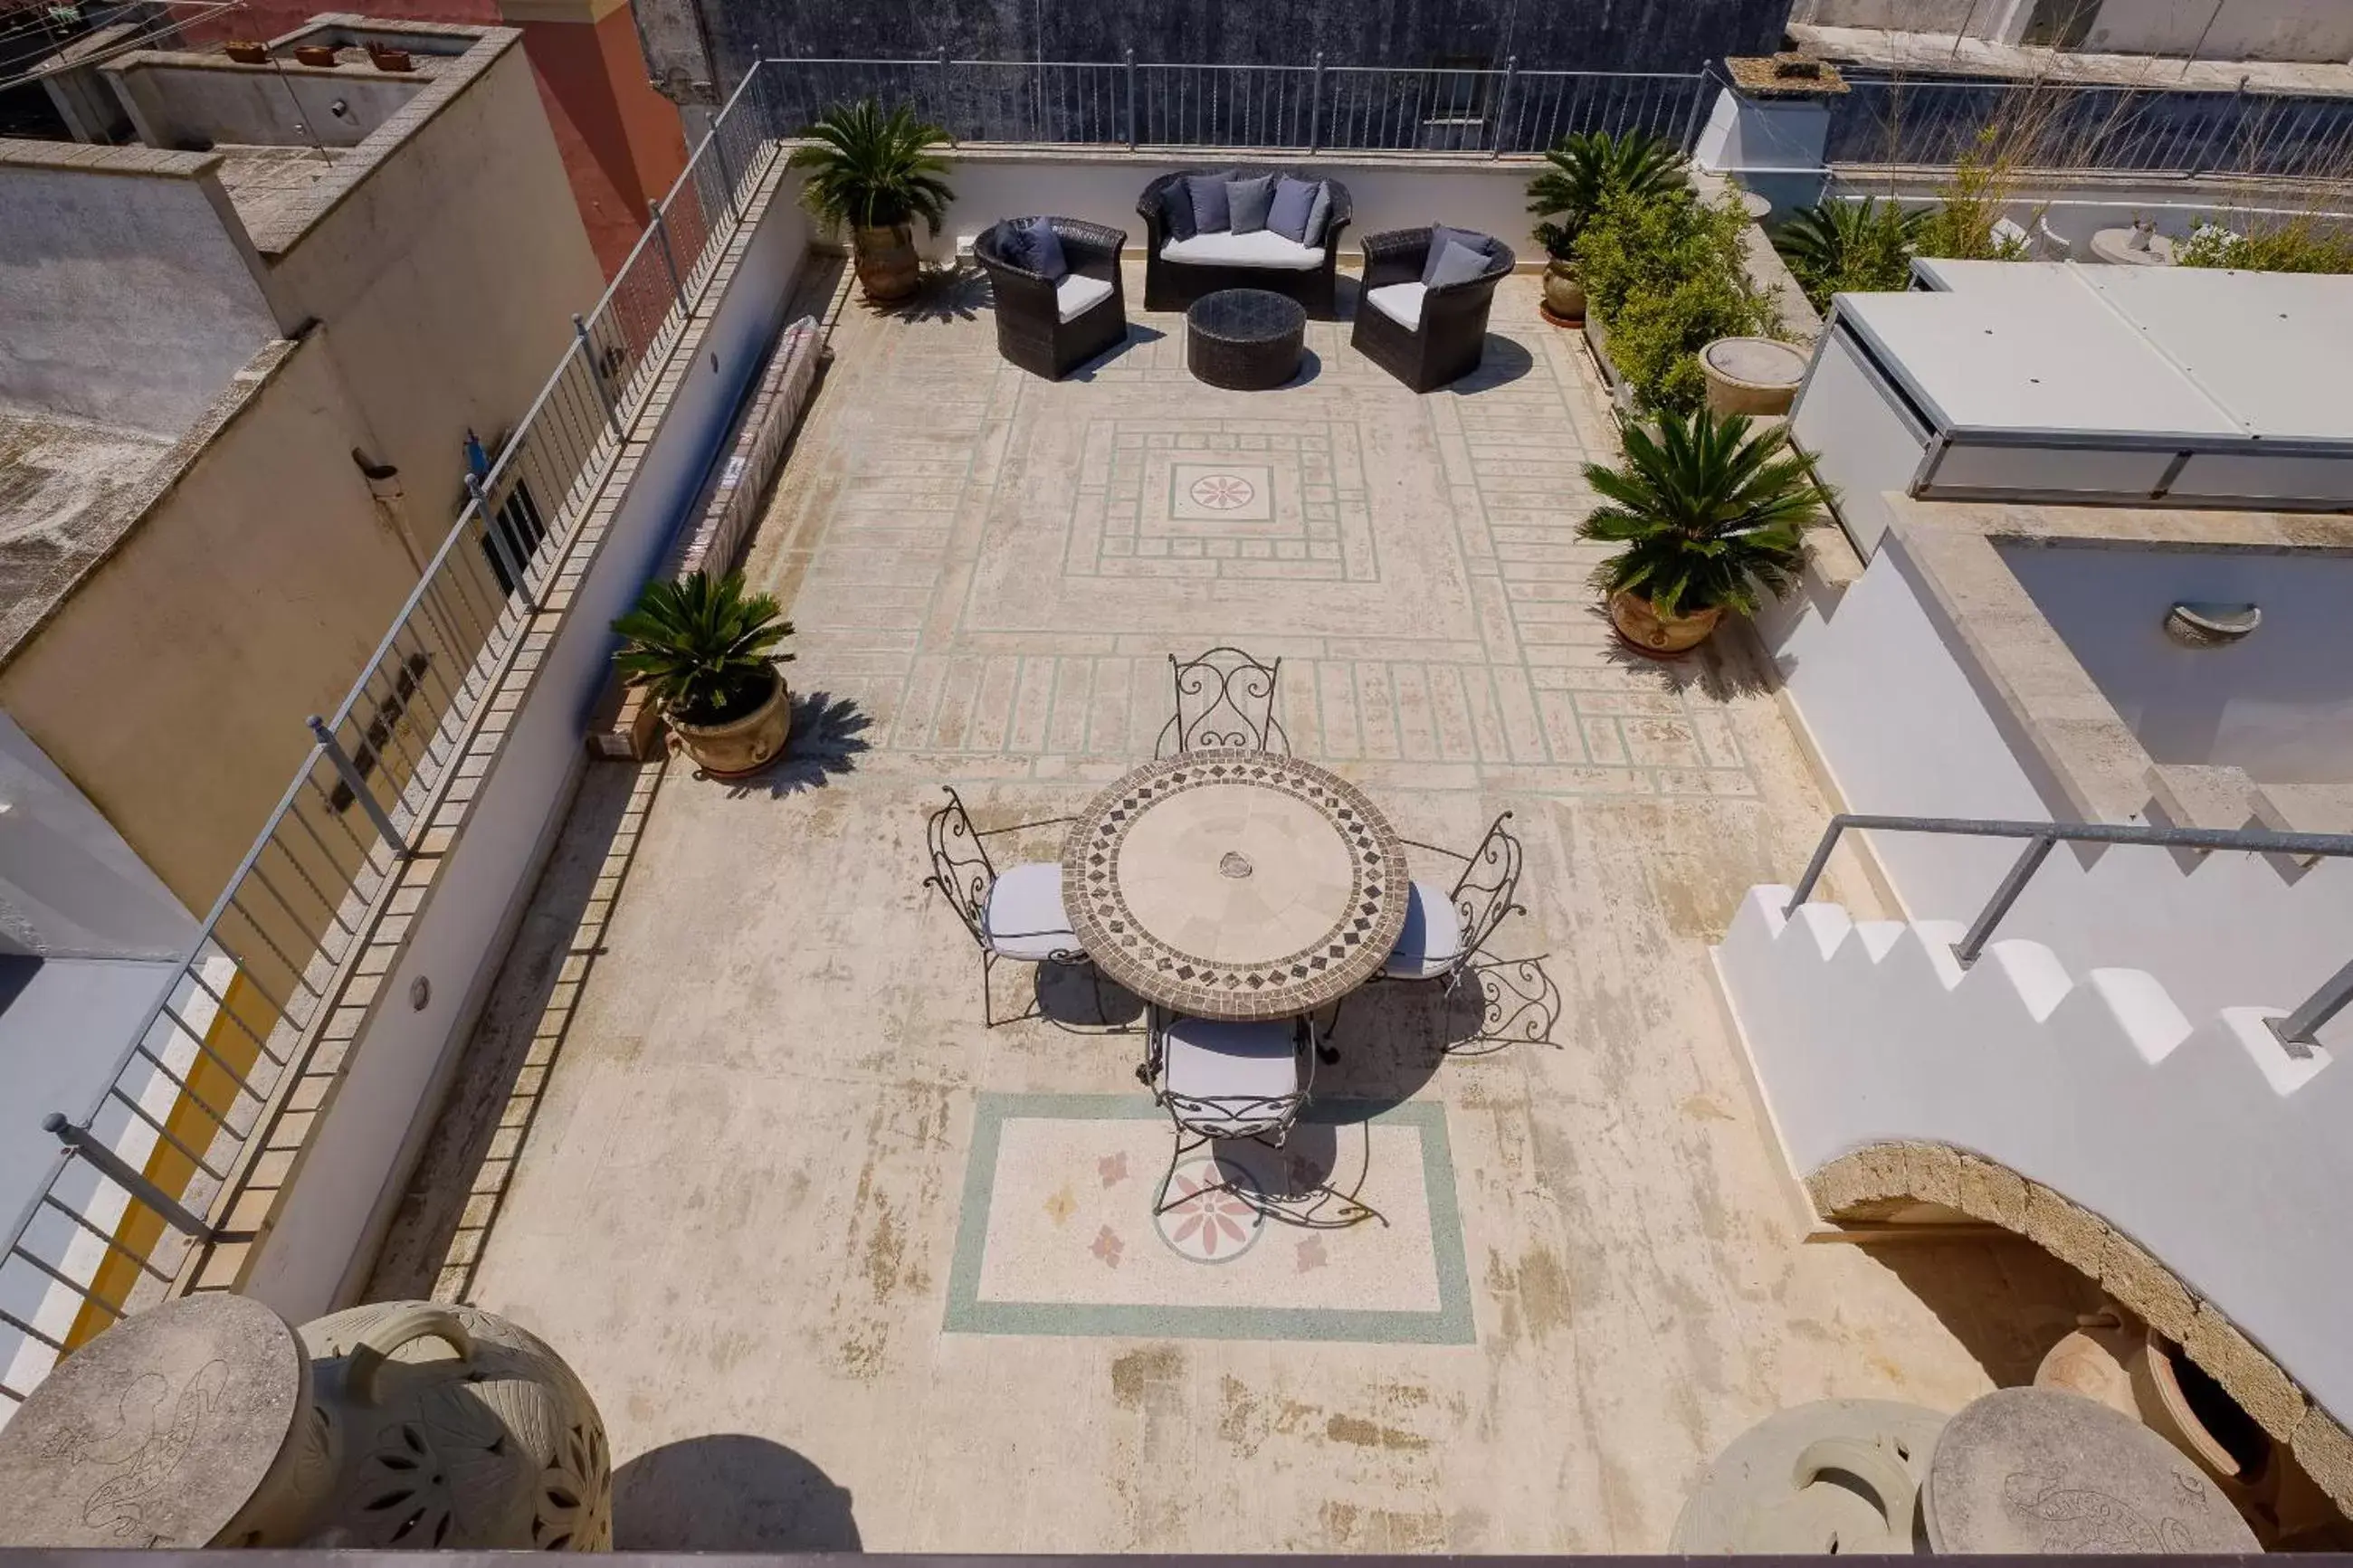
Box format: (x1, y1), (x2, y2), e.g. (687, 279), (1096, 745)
(984, 862), (1080, 962)
(1055, 271), (1115, 323)
(1366, 280), (1426, 332)
(1383, 879), (1465, 980)
(1163, 1016), (1300, 1136)
(1159, 230), (1327, 270)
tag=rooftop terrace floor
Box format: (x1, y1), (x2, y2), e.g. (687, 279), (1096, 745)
(368, 263), (2103, 1552)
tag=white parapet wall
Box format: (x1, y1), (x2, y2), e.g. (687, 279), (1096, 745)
(1715, 884), (2351, 1421)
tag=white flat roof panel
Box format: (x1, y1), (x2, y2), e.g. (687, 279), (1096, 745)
(2071, 268), (2353, 443)
(1834, 272), (2243, 441)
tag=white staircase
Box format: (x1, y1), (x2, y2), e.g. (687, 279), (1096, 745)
(1715, 885), (2350, 1421)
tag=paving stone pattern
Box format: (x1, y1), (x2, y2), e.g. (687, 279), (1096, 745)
(749, 271), (1753, 799)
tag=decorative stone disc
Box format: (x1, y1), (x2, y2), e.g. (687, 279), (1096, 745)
(0, 1294), (306, 1548)
(1062, 754), (1407, 1021)
(1922, 1385), (2259, 1554)
(1670, 1397), (1948, 1554)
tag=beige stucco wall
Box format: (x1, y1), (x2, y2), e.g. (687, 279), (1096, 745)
(265, 39), (605, 534)
(0, 333), (420, 914)
(2082, 0), (2353, 61)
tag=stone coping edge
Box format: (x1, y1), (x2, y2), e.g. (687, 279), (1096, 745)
(1808, 1140), (2353, 1516)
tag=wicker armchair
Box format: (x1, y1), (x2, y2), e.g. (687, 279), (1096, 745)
(974, 217), (1129, 380)
(1136, 171), (1353, 318)
(1351, 227), (1516, 393)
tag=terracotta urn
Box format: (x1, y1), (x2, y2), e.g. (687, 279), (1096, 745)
(1701, 336), (1810, 417)
(853, 222), (920, 301)
(1609, 589), (1721, 658)
(670, 670), (790, 778)
(0, 1294), (609, 1552)
(1541, 259), (1585, 326)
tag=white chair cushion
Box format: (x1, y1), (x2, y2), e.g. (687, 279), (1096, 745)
(984, 861), (1080, 962)
(1055, 272), (1115, 323)
(1163, 1016), (1300, 1136)
(1383, 878), (1465, 979)
(1159, 230), (1327, 270)
(1366, 280), (1426, 332)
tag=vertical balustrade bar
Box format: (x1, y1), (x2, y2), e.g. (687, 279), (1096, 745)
(307, 717), (410, 857)
(1952, 834), (2056, 966)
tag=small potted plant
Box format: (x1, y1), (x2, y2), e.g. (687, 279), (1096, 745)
(223, 39), (270, 62)
(786, 98), (955, 303)
(1527, 128), (1686, 326)
(611, 569), (795, 777)
(1578, 407), (1824, 657)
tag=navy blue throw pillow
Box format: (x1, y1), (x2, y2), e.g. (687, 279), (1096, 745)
(1161, 182), (1198, 241)
(1186, 170), (1237, 233)
(1003, 215), (1068, 280)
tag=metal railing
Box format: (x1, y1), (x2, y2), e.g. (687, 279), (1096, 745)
(1827, 71), (2353, 179)
(1786, 813), (2353, 1054)
(0, 62), (785, 1411)
(751, 53), (1719, 156)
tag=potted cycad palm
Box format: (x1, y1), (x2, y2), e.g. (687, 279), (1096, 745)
(612, 570), (795, 777)
(786, 98), (955, 303)
(1578, 408), (1824, 657)
(1528, 128), (1687, 325)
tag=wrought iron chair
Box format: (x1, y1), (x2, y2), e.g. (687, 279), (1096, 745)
(1155, 646), (1289, 757)
(921, 785), (1103, 1027)
(1142, 1009), (1315, 1216)
(1319, 810), (1535, 1060)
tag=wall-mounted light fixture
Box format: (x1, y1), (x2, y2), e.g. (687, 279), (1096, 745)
(2164, 602), (2261, 648)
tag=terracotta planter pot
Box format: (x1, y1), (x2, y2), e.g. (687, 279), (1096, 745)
(1609, 589), (1722, 658)
(223, 39), (269, 62)
(853, 223), (920, 301)
(293, 43), (338, 66)
(1541, 259), (1585, 326)
(366, 45), (413, 71)
(670, 670), (791, 778)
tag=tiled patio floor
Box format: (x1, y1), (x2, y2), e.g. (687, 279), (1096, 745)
(370, 263), (2103, 1552)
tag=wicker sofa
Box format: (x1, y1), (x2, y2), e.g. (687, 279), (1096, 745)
(1137, 171), (1353, 318)
(974, 217), (1129, 380)
(1350, 227), (1516, 393)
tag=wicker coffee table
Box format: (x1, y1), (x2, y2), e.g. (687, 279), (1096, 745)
(1062, 753), (1407, 1021)
(1186, 288), (1307, 390)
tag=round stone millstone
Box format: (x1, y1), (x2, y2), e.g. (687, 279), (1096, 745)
(1922, 1384), (2260, 1554)
(0, 1294), (307, 1548)
(1670, 1396), (1948, 1554)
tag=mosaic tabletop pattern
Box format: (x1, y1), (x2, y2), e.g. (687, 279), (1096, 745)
(1062, 753), (1407, 1020)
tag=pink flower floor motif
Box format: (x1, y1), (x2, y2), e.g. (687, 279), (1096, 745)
(1097, 1152), (1129, 1188)
(1296, 1237), (1329, 1273)
(1153, 1157), (1266, 1262)
(1188, 472), (1257, 511)
(1090, 1225), (1124, 1268)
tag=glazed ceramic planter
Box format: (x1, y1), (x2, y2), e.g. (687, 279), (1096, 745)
(853, 223), (920, 301)
(671, 670), (790, 778)
(1541, 259), (1586, 325)
(1609, 589), (1722, 658)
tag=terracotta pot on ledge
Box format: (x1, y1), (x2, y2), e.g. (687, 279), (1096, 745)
(670, 670), (791, 778)
(1609, 589), (1722, 658)
(293, 43), (338, 66)
(1541, 258), (1585, 326)
(223, 39), (269, 62)
(853, 222), (920, 301)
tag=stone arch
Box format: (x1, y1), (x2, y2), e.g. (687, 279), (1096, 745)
(1805, 1140), (2353, 1516)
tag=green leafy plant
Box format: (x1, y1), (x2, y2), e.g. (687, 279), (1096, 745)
(786, 99), (955, 234)
(2178, 217), (2353, 273)
(1775, 196), (1930, 309)
(1527, 128), (1689, 261)
(612, 570), (794, 727)
(1577, 408), (1824, 620)
(1575, 186), (1782, 414)
(1914, 133), (2034, 261)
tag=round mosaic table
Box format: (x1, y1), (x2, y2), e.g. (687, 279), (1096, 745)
(1062, 753), (1408, 1021)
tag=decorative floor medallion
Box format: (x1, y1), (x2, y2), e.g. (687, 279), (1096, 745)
(945, 1094), (1473, 1345)
(1187, 472), (1258, 511)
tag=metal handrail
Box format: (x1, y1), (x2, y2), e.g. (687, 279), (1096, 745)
(1785, 813), (2353, 1052)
